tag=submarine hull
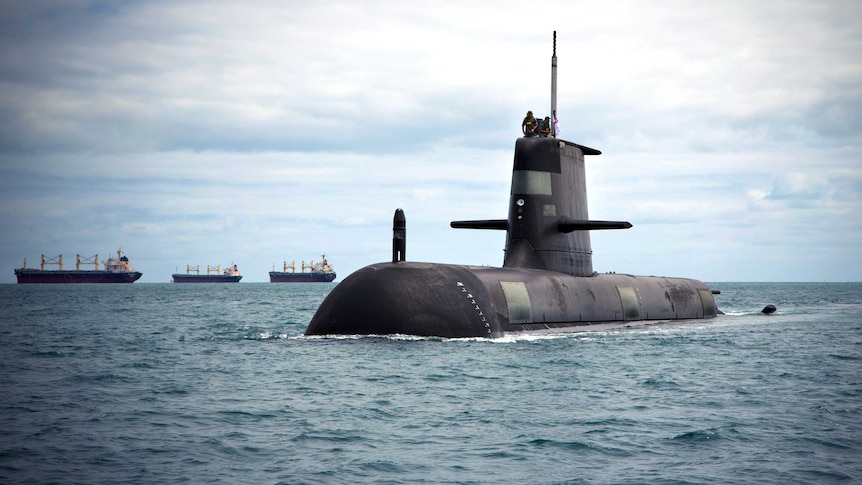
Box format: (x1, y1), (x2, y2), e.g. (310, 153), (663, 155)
(305, 261), (717, 338)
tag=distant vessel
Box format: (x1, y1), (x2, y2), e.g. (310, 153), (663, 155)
(14, 249), (142, 284)
(269, 255), (336, 283)
(172, 263), (242, 283)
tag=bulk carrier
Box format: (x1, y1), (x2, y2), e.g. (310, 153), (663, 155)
(269, 255), (336, 283)
(14, 249), (142, 284)
(172, 263), (242, 283)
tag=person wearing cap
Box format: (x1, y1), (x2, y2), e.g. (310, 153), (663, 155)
(522, 111), (537, 137)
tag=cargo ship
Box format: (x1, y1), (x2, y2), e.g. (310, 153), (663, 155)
(270, 255), (336, 283)
(14, 249), (142, 284)
(172, 263), (242, 283)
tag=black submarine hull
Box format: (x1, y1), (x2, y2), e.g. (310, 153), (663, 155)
(306, 262), (717, 338)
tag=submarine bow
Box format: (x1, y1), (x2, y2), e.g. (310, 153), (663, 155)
(306, 262), (504, 338)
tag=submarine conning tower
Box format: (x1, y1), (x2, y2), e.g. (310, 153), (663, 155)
(507, 136), (627, 276)
(450, 31), (630, 276)
(452, 136), (631, 276)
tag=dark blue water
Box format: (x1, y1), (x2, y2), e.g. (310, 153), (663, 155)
(1, 282), (860, 484)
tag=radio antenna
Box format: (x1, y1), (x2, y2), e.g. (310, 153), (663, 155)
(551, 31), (557, 137)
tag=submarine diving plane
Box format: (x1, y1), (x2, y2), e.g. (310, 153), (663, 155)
(305, 33), (719, 338)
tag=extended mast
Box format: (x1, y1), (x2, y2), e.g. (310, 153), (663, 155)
(551, 31), (557, 137)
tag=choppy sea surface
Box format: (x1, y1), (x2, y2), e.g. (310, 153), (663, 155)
(1, 282), (860, 484)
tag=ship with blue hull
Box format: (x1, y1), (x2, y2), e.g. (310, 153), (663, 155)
(172, 263), (242, 283)
(270, 255), (336, 283)
(305, 32), (719, 338)
(14, 249), (142, 284)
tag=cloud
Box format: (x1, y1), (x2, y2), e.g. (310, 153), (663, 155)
(1, 0), (861, 283)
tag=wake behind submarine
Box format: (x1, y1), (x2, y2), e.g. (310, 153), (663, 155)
(306, 33), (719, 338)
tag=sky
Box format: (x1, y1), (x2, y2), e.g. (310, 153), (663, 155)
(1, 0), (860, 283)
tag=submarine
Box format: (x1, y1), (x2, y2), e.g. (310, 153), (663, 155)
(305, 33), (719, 338)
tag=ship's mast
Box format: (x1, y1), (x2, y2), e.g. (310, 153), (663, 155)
(550, 31), (557, 137)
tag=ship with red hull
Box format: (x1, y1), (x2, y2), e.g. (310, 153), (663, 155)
(14, 249), (142, 284)
(270, 255), (336, 283)
(172, 263), (242, 283)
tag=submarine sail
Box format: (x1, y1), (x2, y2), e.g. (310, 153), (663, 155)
(305, 33), (718, 338)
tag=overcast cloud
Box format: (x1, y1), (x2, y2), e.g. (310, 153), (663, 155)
(1, 0), (860, 283)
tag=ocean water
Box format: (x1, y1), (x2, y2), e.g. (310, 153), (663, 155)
(0, 282), (860, 484)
